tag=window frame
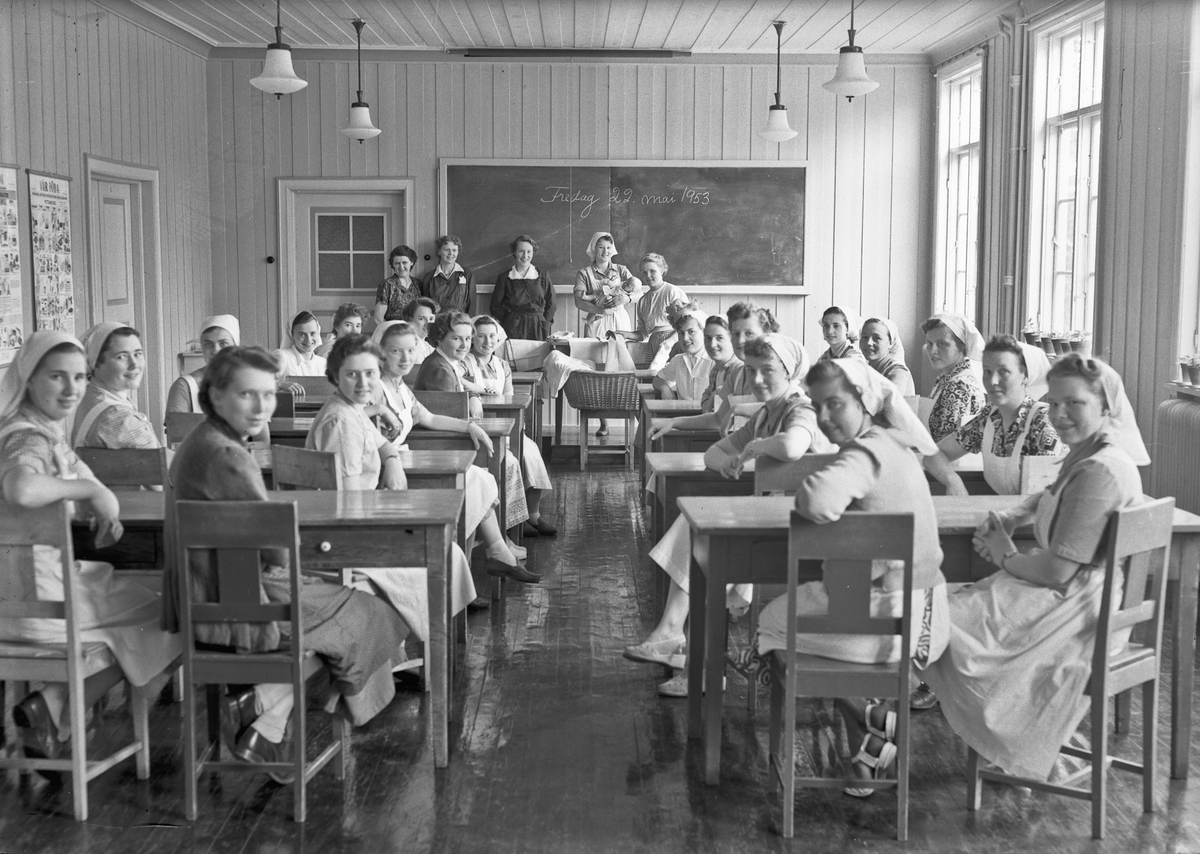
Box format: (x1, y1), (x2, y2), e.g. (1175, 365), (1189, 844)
(310, 208), (389, 295)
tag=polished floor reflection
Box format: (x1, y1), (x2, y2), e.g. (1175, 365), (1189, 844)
(2, 462), (1200, 853)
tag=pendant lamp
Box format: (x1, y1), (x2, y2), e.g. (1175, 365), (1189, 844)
(249, 0), (307, 99)
(758, 21), (798, 143)
(823, 0), (879, 102)
(341, 18), (381, 143)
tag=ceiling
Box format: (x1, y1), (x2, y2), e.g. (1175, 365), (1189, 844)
(128, 0), (1014, 55)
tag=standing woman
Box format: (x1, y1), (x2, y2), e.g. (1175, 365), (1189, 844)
(164, 346), (411, 778)
(860, 317), (915, 397)
(374, 245), (421, 325)
(625, 253), (688, 355)
(574, 232), (642, 339)
(817, 305), (868, 363)
(489, 235), (556, 341)
(921, 312), (986, 442)
(0, 331), (179, 764)
(274, 312), (327, 378)
(923, 355), (1149, 781)
(421, 235), (475, 314)
(72, 322), (159, 450)
(166, 315), (239, 414)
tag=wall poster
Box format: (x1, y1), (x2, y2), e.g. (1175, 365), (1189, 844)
(28, 171), (74, 333)
(0, 165), (24, 365)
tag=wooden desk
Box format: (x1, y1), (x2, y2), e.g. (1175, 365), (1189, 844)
(511, 371), (543, 450)
(407, 418), (514, 532)
(640, 400), (705, 483)
(77, 489), (465, 769)
(269, 417), (314, 446)
(677, 494), (1200, 784)
(480, 391), (530, 476)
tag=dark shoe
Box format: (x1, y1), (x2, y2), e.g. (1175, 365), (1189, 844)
(521, 521), (540, 538)
(526, 517), (558, 536)
(13, 692), (60, 761)
(595, 426), (609, 437)
(909, 683), (939, 711)
(220, 689), (258, 754)
(466, 596), (491, 611)
(234, 728), (296, 785)
(485, 557), (541, 584)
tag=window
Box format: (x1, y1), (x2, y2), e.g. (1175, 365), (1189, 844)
(933, 59), (983, 319)
(1027, 9), (1104, 338)
(313, 211), (386, 292)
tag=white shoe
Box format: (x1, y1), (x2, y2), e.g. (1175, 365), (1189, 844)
(657, 671), (725, 698)
(505, 538), (527, 560)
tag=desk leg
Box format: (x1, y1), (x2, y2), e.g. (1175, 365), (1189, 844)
(688, 534), (708, 741)
(555, 390), (564, 448)
(428, 523), (451, 768)
(1171, 535), (1199, 779)
(701, 537), (726, 785)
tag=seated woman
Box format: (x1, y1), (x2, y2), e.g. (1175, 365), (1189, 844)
(166, 314), (239, 414)
(163, 346), (410, 782)
(0, 331), (179, 766)
(274, 311), (327, 379)
(306, 335), (476, 636)
(651, 309), (712, 401)
(415, 310), (531, 533)
(860, 316), (915, 396)
(421, 235), (475, 314)
(574, 232), (642, 339)
(462, 315), (557, 537)
(315, 302), (368, 358)
(372, 320), (537, 584)
(374, 245), (421, 325)
(924, 334), (1060, 496)
(72, 322), (159, 450)
(923, 354), (1149, 781)
(620, 253), (688, 355)
(624, 335), (832, 698)
(921, 312), (986, 442)
(489, 234), (555, 341)
(754, 359), (949, 796)
(817, 305), (868, 363)
(401, 297), (438, 371)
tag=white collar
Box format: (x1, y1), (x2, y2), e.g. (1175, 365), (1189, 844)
(437, 262), (465, 277)
(509, 264), (539, 280)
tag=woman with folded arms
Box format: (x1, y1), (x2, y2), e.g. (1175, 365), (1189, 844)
(72, 321), (159, 450)
(373, 320), (538, 584)
(0, 331), (179, 768)
(859, 316), (915, 397)
(164, 346), (411, 782)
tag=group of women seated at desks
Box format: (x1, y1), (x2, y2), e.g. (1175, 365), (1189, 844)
(0, 223), (1159, 813)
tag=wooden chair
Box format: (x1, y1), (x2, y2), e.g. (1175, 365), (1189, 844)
(76, 447), (164, 488)
(0, 500), (156, 821)
(967, 497), (1175, 840)
(769, 511), (916, 840)
(174, 499), (349, 823)
(165, 411), (205, 447)
(414, 390), (470, 419)
(271, 445), (341, 491)
(286, 376), (331, 397)
(274, 390), (296, 418)
(562, 371), (640, 470)
(1019, 454), (1062, 494)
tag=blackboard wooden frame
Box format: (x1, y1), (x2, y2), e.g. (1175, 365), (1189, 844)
(437, 159), (810, 296)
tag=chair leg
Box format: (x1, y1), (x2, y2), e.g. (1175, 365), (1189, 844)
(206, 685), (222, 758)
(333, 711), (347, 781)
(746, 602), (759, 714)
(293, 703), (307, 823)
(131, 683), (151, 780)
(579, 415), (588, 471)
(625, 417), (634, 469)
(780, 690), (796, 839)
(896, 691), (911, 842)
(1091, 689), (1110, 840)
(1114, 689), (1131, 734)
(966, 747), (982, 810)
(68, 680), (89, 821)
(172, 667), (184, 703)
(1142, 679), (1158, 813)
(184, 678), (200, 821)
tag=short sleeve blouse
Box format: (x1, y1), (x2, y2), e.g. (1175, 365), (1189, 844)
(306, 394), (384, 488)
(724, 391), (820, 455)
(955, 399), (1060, 458)
(1042, 444), (1143, 566)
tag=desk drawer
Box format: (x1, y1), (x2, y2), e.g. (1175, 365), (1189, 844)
(301, 526), (430, 570)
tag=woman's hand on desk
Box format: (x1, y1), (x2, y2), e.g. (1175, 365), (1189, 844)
(467, 422), (494, 456)
(280, 380), (306, 398)
(649, 418), (677, 440)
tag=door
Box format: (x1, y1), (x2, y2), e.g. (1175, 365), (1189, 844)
(92, 181), (135, 327)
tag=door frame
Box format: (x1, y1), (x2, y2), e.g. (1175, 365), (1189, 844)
(278, 177), (415, 348)
(83, 155), (165, 435)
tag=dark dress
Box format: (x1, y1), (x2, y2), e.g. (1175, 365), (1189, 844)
(421, 265), (476, 314)
(490, 268), (555, 340)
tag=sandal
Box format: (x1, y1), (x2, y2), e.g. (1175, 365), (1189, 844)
(864, 701), (896, 742)
(622, 635), (686, 666)
(844, 734), (897, 798)
(909, 683), (939, 711)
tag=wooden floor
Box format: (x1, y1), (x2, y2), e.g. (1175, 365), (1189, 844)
(3, 459), (1200, 853)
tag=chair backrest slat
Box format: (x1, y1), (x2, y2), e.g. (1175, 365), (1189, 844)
(215, 547), (271, 605)
(76, 447), (164, 487)
(788, 512), (915, 563)
(165, 412), (205, 447)
(0, 501), (78, 628)
(271, 445), (341, 490)
(414, 390), (469, 419)
(753, 454), (838, 496)
(287, 376), (331, 396)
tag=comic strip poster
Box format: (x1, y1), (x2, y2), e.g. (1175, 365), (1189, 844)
(28, 172), (74, 333)
(0, 166), (25, 365)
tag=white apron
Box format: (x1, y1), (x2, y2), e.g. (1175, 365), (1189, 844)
(184, 374), (202, 411)
(981, 404), (1038, 495)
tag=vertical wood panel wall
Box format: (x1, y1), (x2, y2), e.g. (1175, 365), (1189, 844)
(206, 56), (934, 362)
(0, 0), (212, 384)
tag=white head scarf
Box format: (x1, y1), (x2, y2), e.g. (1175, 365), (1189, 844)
(829, 358), (939, 457)
(82, 321), (132, 373)
(928, 312), (985, 361)
(1017, 342), (1052, 402)
(371, 320), (411, 347)
(200, 314), (240, 346)
(0, 330), (85, 421)
(862, 317), (906, 364)
(586, 232), (618, 261)
(755, 333), (811, 383)
(823, 305), (862, 342)
(1081, 356), (1150, 466)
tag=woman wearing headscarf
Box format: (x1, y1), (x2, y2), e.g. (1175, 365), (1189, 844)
(71, 321), (159, 450)
(753, 357), (950, 796)
(165, 314), (240, 414)
(574, 232), (642, 339)
(921, 312), (987, 442)
(860, 317), (915, 396)
(0, 331), (179, 766)
(817, 305), (868, 363)
(624, 334), (834, 698)
(922, 354), (1149, 781)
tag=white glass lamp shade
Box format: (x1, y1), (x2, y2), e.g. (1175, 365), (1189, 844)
(823, 45), (879, 101)
(250, 44), (308, 97)
(341, 102), (382, 141)
(758, 104), (798, 143)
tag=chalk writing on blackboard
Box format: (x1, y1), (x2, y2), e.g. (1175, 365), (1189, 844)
(539, 187), (601, 218)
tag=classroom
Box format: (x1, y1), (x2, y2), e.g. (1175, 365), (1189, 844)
(1, 0), (1199, 851)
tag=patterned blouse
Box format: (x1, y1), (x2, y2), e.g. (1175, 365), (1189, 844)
(375, 274), (422, 320)
(954, 398), (1060, 459)
(928, 359), (986, 442)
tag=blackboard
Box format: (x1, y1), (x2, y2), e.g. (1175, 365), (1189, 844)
(439, 160), (805, 291)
